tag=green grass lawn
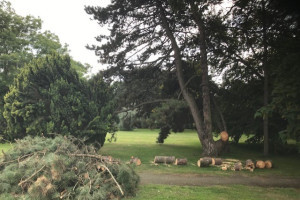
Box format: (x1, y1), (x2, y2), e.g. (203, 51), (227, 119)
(100, 129), (300, 176)
(129, 184), (300, 200)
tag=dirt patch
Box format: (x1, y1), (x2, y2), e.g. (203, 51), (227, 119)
(139, 172), (300, 188)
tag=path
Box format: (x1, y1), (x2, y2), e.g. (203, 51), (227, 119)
(139, 172), (300, 188)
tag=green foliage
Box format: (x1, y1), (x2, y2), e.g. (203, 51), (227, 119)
(269, 39), (300, 142)
(3, 53), (116, 146)
(0, 1), (88, 138)
(0, 135), (139, 199)
(149, 100), (188, 143)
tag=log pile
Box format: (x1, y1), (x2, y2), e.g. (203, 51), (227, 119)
(151, 155), (273, 172)
(219, 158), (273, 171)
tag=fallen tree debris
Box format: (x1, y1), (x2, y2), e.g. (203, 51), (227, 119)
(0, 136), (140, 199)
(154, 156), (175, 164)
(175, 158), (187, 165)
(130, 156), (142, 166)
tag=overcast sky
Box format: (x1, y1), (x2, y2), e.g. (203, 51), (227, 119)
(9, 0), (111, 74)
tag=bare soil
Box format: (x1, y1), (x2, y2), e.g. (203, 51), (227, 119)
(139, 172), (300, 188)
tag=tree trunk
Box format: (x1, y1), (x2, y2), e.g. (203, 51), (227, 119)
(157, 3), (216, 156)
(189, 2), (217, 156)
(262, 0), (269, 156)
(212, 96), (227, 132)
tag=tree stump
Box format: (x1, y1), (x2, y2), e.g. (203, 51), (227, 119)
(175, 158), (187, 165)
(220, 131), (229, 142)
(130, 156), (142, 166)
(255, 160), (265, 169)
(265, 160), (272, 169)
(197, 158), (210, 167)
(154, 156), (175, 164)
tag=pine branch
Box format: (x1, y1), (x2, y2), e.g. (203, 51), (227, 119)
(18, 165), (46, 187)
(100, 164), (124, 196)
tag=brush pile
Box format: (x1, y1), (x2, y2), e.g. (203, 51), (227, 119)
(0, 135), (139, 200)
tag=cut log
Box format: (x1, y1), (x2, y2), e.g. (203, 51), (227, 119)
(255, 160), (265, 169)
(214, 158), (222, 165)
(265, 160), (272, 169)
(130, 156), (142, 166)
(244, 159), (255, 172)
(245, 159), (255, 168)
(197, 158), (210, 167)
(220, 131), (229, 142)
(175, 158), (187, 165)
(154, 156), (175, 164)
(202, 157), (214, 165)
(234, 162), (242, 171)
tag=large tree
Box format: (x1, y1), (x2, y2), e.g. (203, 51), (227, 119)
(86, 0), (226, 155)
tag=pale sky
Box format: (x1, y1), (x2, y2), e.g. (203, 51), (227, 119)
(9, 0), (111, 74)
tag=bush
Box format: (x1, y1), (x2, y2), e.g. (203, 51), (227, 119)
(0, 135), (139, 199)
(3, 53), (117, 146)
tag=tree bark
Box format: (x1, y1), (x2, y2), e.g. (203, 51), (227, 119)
(175, 158), (188, 165)
(157, 2), (217, 156)
(212, 96), (227, 132)
(197, 158), (210, 167)
(189, 2), (217, 156)
(154, 156), (175, 164)
(262, 0), (269, 156)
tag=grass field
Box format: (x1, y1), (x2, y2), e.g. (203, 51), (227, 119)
(99, 129), (300, 176)
(130, 184), (300, 200)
